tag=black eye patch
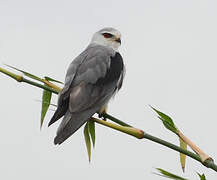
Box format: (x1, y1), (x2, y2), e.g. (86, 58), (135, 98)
(102, 33), (113, 38)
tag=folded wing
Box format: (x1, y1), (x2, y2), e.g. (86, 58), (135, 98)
(49, 45), (124, 145)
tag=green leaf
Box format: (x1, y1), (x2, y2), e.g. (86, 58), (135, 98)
(150, 106), (178, 134)
(5, 64), (43, 82)
(41, 89), (52, 128)
(88, 120), (96, 147)
(197, 173), (206, 180)
(179, 138), (187, 172)
(155, 168), (188, 180)
(44, 76), (63, 84)
(35, 100), (57, 107)
(84, 123), (91, 162)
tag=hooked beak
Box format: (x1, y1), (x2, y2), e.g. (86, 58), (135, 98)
(115, 38), (121, 44)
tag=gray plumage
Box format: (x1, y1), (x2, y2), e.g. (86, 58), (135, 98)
(49, 28), (124, 145)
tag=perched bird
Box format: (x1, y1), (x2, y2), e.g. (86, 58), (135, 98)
(48, 27), (125, 145)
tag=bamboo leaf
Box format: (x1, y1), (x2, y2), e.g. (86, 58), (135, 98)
(155, 168), (188, 180)
(150, 106), (178, 134)
(88, 120), (96, 147)
(197, 173), (206, 180)
(5, 64), (43, 82)
(44, 76), (63, 84)
(84, 123), (91, 162)
(35, 100), (57, 107)
(179, 138), (187, 172)
(41, 89), (52, 128)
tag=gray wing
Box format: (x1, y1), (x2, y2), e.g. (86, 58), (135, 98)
(49, 45), (123, 145)
(48, 48), (89, 126)
(48, 45), (113, 126)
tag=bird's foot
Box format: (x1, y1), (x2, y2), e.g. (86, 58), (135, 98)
(98, 105), (108, 121)
(98, 111), (107, 121)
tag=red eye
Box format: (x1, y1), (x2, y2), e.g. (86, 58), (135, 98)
(102, 33), (113, 38)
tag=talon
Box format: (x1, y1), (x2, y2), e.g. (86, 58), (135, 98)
(102, 116), (107, 121)
(98, 111), (107, 121)
(98, 104), (108, 121)
(98, 113), (103, 118)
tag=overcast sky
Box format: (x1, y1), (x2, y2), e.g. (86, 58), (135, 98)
(1, 0), (217, 179)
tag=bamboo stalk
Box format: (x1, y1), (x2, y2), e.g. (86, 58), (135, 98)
(1, 66), (217, 172)
(93, 117), (217, 171)
(0, 67), (23, 82)
(92, 117), (144, 139)
(178, 131), (212, 162)
(43, 79), (62, 92)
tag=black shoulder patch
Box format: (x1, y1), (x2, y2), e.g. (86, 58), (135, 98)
(95, 52), (124, 86)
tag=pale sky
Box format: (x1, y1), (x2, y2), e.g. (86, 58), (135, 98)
(0, 0), (217, 179)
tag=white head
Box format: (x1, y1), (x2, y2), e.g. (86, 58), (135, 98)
(91, 27), (121, 51)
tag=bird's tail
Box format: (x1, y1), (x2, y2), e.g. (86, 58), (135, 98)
(54, 106), (100, 145)
(54, 93), (113, 145)
(54, 111), (86, 145)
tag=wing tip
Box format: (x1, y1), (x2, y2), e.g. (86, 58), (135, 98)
(48, 118), (55, 127)
(54, 135), (63, 145)
(48, 110), (62, 127)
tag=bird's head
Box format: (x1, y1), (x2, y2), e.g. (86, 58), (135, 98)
(91, 27), (121, 51)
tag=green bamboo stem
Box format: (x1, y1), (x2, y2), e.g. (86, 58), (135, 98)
(42, 79), (62, 92)
(92, 117), (144, 139)
(0, 67), (23, 82)
(0, 67), (59, 94)
(143, 133), (201, 165)
(93, 117), (217, 171)
(102, 113), (131, 127)
(22, 78), (59, 94)
(1, 66), (217, 172)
